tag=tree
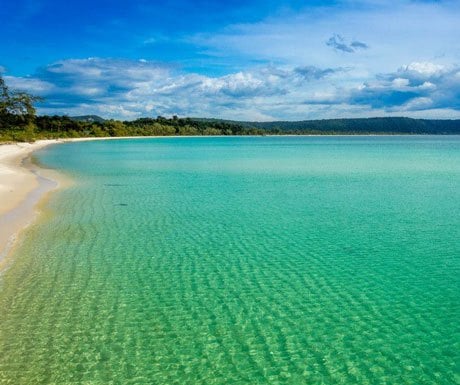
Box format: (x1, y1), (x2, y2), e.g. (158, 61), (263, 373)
(104, 120), (128, 136)
(0, 76), (11, 124)
(0, 75), (42, 129)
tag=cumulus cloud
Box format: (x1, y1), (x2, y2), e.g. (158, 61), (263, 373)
(3, 1), (459, 120)
(4, 58), (351, 119)
(350, 62), (460, 111)
(3, 76), (54, 93)
(3, 58), (460, 120)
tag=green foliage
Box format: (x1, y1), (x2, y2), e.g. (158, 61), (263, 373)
(2, 113), (460, 143)
(223, 117), (460, 135)
(178, 125), (199, 136)
(0, 75), (42, 133)
(1, 76), (460, 144)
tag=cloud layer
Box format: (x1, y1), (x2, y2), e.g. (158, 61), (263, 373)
(2, 0), (460, 120)
(5, 57), (459, 121)
(351, 63), (460, 112)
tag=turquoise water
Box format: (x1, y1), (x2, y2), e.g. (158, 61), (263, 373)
(0, 136), (459, 384)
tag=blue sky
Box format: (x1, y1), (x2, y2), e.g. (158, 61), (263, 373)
(2, 0), (460, 120)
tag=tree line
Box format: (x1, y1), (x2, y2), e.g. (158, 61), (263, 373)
(0, 75), (266, 141)
(1, 74), (459, 142)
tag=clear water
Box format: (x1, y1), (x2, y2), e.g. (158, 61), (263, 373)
(0, 136), (459, 385)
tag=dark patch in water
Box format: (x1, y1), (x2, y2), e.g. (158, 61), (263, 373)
(117, 203), (128, 206)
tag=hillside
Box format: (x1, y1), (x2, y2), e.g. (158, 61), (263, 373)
(2, 116), (460, 142)
(195, 117), (460, 135)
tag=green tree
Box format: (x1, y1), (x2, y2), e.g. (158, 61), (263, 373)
(178, 125), (199, 136)
(104, 120), (128, 136)
(0, 75), (42, 129)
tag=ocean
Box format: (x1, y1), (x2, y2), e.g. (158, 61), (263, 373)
(1, 136), (459, 384)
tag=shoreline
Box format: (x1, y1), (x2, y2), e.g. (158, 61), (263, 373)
(0, 140), (66, 268)
(1, 133), (458, 268)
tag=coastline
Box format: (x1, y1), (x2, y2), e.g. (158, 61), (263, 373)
(1, 133), (457, 268)
(0, 136), (220, 268)
(0, 140), (65, 268)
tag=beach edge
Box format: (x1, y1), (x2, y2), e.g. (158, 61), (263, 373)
(0, 140), (66, 269)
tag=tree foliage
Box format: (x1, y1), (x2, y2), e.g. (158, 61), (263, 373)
(1, 75), (459, 142)
(0, 75), (42, 132)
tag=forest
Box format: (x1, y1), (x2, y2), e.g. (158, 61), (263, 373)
(1, 75), (459, 142)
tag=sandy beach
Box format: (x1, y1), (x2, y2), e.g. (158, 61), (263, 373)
(0, 140), (64, 265)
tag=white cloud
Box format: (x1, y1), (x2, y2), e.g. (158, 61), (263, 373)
(3, 55), (460, 121)
(4, 76), (54, 93)
(392, 78), (410, 88)
(2, 0), (460, 120)
(401, 97), (433, 111)
(405, 62), (445, 76)
(349, 61), (460, 111)
(191, 1), (460, 76)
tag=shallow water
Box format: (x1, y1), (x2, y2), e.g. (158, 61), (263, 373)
(1, 136), (459, 384)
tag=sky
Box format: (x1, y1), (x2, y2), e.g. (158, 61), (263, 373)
(1, 0), (460, 121)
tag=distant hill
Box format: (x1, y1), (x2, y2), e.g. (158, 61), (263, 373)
(59, 116), (460, 134)
(193, 117), (460, 134)
(70, 115), (106, 123)
(68, 115), (460, 134)
(3, 115), (460, 142)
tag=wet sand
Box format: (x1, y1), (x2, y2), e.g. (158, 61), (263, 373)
(0, 140), (63, 265)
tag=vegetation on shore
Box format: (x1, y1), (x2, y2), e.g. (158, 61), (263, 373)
(1, 75), (460, 142)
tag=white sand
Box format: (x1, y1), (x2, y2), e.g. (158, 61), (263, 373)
(0, 140), (63, 265)
(0, 141), (62, 214)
